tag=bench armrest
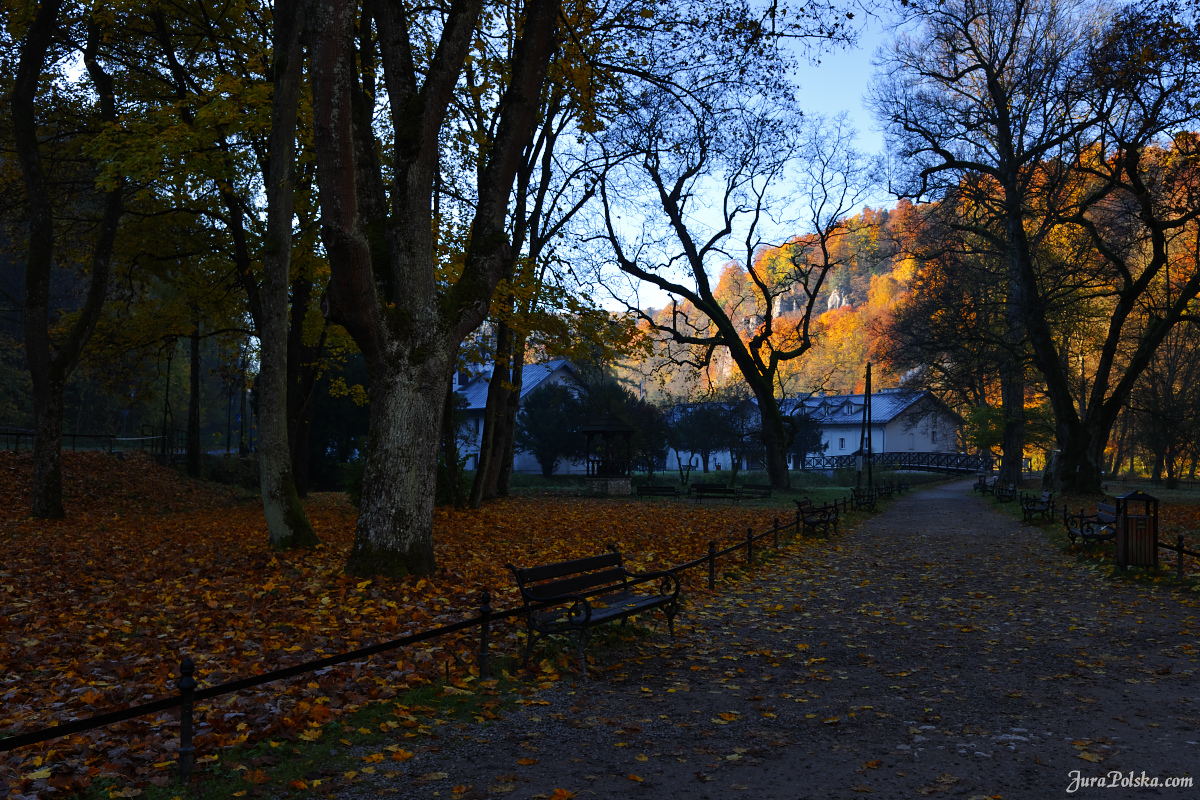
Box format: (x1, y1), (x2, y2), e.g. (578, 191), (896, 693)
(621, 568), (682, 598)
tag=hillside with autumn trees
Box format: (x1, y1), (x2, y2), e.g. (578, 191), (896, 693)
(626, 201), (924, 402)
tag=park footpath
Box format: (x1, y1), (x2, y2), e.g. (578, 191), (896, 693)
(349, 480), (1199, 800)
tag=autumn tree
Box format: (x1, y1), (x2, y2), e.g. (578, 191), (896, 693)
(8, 0), (124, 517)
(872, 0), (1200, 493)
(877, 200), (1018, 439)
(1031, 5), (1200, 493)
(598, 107), (876, 490)
(1126, 320), (1200, 486)
(869, 0), (1100, 484)
(307, 0), (561, 576)
(72, 0), (325, 545)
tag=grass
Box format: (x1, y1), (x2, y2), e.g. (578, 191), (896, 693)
(82, 667), (534, 800)
(80, 622), (673, 800)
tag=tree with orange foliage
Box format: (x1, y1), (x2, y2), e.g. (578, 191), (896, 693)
(871, 0), (1099, 484)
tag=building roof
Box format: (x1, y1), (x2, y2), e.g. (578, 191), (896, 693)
(457, 358), (576, 412)
(783, 389), (958, 427)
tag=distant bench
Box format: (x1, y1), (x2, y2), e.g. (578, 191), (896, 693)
(1021, 491), (1055, 523)
(690, 482), (740, 503)
(850, 486), (876, 512)
(739, 484), (772, 500)
(1063, 502), (1117, 549)
(796, 498), (839, 536)
(636, 485), (680, 499)
(992, 482), (1018, 502)
(973, 475), (997, 496)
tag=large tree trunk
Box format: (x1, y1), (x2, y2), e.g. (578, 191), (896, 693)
(31, 379), (65, 518)
(745, 379), (790, 490)
(186, 326), (202, 478)
(310, 0), (558, 575)
(469, 321), (512, 507)
(495, 339), (526, 496)
(258, 0), (318, 549)
(14, 8), (119, 517)
(345, 354), (450, 576)
(998, 364), (1025, 484)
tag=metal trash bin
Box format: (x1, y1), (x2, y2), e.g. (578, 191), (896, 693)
(1116, 490), (1158, 569)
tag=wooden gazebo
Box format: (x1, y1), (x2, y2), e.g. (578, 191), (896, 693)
(580, 413), (635, 495)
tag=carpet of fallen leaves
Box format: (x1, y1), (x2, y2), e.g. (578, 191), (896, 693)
(0, 452), (793, 795)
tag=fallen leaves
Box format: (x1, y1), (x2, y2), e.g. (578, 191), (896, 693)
(0, 452), (789, 792)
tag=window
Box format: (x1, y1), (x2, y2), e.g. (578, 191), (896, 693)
(838, 437), (845, 450)
(931, 430), (938, 444)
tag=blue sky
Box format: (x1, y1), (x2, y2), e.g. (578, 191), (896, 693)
(792, 14), (892, 159)
(593, 14), (901, 312)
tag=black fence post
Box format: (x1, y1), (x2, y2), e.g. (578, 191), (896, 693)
(708, 541), (716, 590)
(773, 518), (779, 549)
(1179, 535), (1186, 582)
(746, 527), (753, 565)
(177, 657), (196, 785)
(478, 590), (492, 680)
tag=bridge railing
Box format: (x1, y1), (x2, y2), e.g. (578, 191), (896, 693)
(793, 451), (992, 474)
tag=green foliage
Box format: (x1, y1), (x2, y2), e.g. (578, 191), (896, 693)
(965, 404), (1005, 454)
(788, 411), (827, 460)
(0, 336), (32, 426)
(514, 383), (582, 478)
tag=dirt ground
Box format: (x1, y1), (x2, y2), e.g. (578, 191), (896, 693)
(349, 479), (1200, 799)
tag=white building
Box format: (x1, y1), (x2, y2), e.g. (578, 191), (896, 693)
(795, 388), (962, 460)
(456, 358), (585, 473)
(457, 358), (963, 474)
(664, 388), (963, 472)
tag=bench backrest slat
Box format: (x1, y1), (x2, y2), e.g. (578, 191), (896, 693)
(1097, 503), (1117, 522)
(515, 552), (622, 584)
(523, 568), (629, 600)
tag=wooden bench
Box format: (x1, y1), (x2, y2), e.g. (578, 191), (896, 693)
(875, 483), (896, 500)
(973, 475), (997, 496)
(1063, 502), (1117, 549)
(636, 485), (680, 499)
(1020, 490), (1055, 523)
(507, 548), (681, 678)
(739, 483), (772, 499)
(692, 483), (740, 503)
(993, 482), (1018, 502)
(796, 498), (839, 536)
(851, 486), (876, 512)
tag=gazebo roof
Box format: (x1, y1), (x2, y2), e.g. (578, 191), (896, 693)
(580, 412), (635, 435)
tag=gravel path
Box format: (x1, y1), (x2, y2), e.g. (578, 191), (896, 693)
(357, 480), (1200, 799)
